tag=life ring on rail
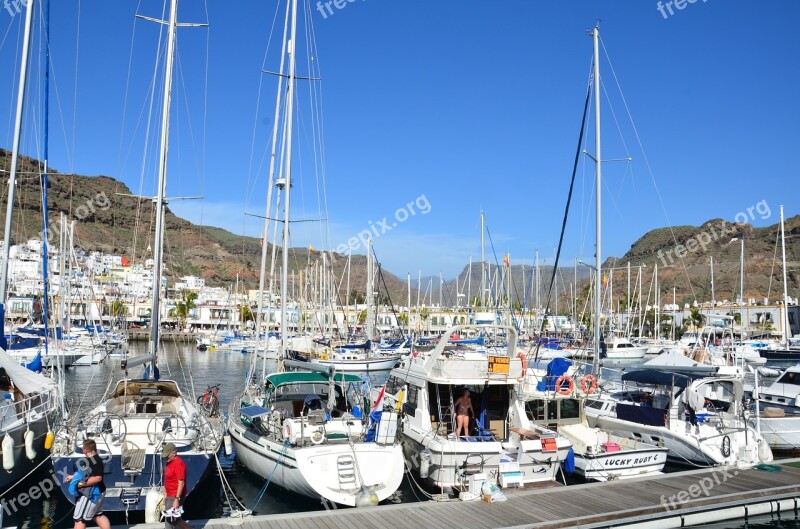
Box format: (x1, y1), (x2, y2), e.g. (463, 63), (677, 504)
(283, 421), (296, 442)
(517, 353), (528, 379)
(580, 375), (598, 395)
(320, 354), (328, 361)
(555, 375), (574, 396)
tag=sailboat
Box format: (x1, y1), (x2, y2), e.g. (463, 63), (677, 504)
(50, 0), (223, 515)
(574, 26), (770, 469)
(0, 0), (63, 494)
(227, 0), (404, 507)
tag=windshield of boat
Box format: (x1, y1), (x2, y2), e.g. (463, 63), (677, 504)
(776, 370), (800, 387)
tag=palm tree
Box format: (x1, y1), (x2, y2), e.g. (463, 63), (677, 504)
(174, 289), (198, 330)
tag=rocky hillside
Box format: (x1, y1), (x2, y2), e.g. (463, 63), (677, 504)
(2, 149), (797, 308)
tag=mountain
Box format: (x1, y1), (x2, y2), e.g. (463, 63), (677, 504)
(1, 149), (797, 308)
(0, 149), (406, 298)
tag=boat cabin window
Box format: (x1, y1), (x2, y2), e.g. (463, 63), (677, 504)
(776, 371), (800, 387)
(525, 398), (581, 427)
(403, 386), (418, 417)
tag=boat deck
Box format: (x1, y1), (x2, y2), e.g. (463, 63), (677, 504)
(118, 460), (800, 529)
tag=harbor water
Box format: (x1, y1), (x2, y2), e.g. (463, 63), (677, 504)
(1, 342), (799, 528)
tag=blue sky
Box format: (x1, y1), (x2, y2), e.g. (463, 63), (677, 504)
(1, 0), (797, 280)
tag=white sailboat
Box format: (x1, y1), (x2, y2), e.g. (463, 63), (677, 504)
(227, 0), (404, 507)
(50, 0), (223, 515)
(0, 0), (62, 493)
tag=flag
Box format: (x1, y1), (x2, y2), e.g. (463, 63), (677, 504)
(503, 254), (510, 267)
(309, 244), (315, 253)
(371, 384), (386, 414)
(602, 274), (608, 287)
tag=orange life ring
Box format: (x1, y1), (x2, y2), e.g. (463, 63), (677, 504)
(555, 375), (574, 396)
(580, 375), (598, 395)
(517, 353), (527, 378)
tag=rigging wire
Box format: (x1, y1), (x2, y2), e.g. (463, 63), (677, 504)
(600, 36), (697, 301)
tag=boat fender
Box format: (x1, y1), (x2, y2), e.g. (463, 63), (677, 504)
(24, 430), (36, 460)
(2, 434), (14, 470)
(580, 375), (598, 395)
(758, 439), (773, 463)
(144, 487), (164, 524)
(721, 435), (731, 458)
(44, 431), (54, 450)
(555, 375), (574, 396)
(517, 353), (527, 380)
(223, 434), (233, 456)
(419, 448), (431, 479)
(320, 354), (328, 361)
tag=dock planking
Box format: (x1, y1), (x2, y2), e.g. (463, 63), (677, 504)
(118, 462), (800, 529)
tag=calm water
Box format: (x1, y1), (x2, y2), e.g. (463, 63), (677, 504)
(1, 344), (798, 528)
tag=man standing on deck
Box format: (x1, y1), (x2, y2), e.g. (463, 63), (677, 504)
(68, 439), (110, 529)
(162, 443), (190, 529)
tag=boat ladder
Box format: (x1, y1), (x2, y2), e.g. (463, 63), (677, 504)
(336, 455), (358, 489)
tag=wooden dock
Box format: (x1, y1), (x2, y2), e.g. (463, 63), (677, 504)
(119, 461), (800, 529)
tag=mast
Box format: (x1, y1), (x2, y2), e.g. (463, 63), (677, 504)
(146, 0), (180, 375)
(739, 238), (745, 304)
(0, 0), (35, 320)
(279, 0), (299, 359)
(406, 272), (411, 337)
(42, 0), (53, 363)
(780, 205), (790, 344)
(591, 25), (602, 372)
(366, 235), (374, 340)
(710, 256), (715, 307)
(253, 0), (289, 375)
(480, 211), (486, 307)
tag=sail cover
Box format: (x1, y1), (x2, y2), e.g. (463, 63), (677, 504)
(0, 347), (57, 395)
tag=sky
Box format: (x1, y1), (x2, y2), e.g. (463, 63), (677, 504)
(0, 0), (797, 281)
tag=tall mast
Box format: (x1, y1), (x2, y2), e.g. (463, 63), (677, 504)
(406, 272), (411, 337)
(366, 235), (374, 340)
(480, 211), (485, 307)
(147, 0), (180, 374)
(592, 25), (602, 372)
(710, 256), (715, 307)
(780, 205), (790, 344)
(0, 0), (35, 313)
(739, 238), (745, 304)
(279, 0), (299, 359)
(42, 0), (53, 364)
(255, 0), (291, 376)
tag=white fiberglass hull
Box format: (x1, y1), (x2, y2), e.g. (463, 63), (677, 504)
(402, 425), (568, 489)
(229, 419), (404, 506)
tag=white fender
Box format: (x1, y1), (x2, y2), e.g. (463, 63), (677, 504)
(24, 430), (36, 460)
(758, 438), (773, 463)
(223, 434), (233, 456)
(144, 487), (165, 524)
(418, 448), (431, 479)
(2, 434), (14, 470)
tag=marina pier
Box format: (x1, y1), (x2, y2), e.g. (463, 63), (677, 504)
(117, 460), (800, 529)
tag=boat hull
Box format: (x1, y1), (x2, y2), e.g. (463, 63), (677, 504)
(51, 450), (214, 511)
(574, 446), (667, 481)
(228, 419), (404, 506)
(0, 416), (51, 493)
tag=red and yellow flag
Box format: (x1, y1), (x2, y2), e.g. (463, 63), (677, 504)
(503, 254), (510, 267)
